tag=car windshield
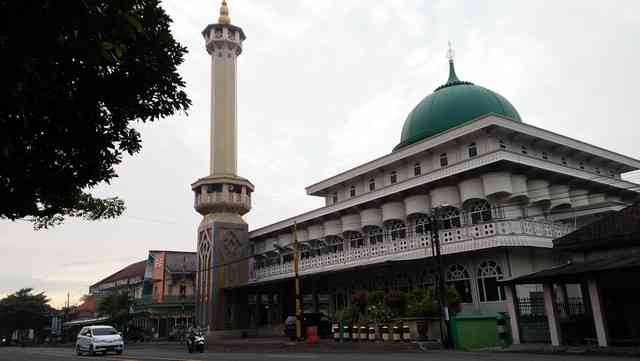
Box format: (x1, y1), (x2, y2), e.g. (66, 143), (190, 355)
(93, 328), (118, 336)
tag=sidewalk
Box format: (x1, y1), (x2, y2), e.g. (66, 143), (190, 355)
(205, 337), (429, 353)
(480, 343), (640, 358)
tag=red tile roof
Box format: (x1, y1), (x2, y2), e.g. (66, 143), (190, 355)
(91, 260), (147, 288)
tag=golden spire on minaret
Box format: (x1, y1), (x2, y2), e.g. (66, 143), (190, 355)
(218, 0), (231, 24)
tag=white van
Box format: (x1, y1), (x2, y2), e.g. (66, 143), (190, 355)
(76, 325), (124, 356)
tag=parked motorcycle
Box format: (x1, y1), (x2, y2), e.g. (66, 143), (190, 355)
(186, 331), (205, 353)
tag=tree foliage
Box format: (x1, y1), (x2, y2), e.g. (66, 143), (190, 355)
(0, 288), (51, 338)
(97, 293), (130, 329)
(1, 0), (191, 228)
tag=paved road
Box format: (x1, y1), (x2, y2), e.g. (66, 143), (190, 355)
(0, 346), (627, 361)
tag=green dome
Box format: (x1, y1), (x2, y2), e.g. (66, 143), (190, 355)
(394, 61), (521, 150)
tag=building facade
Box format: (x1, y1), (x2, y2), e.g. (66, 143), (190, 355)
(192, 2), (640, 336)
(504, 204), (640, 347)
(131, 250), (197, 338)
(89, 251), (197, 339)
(90, 260), (146, 298)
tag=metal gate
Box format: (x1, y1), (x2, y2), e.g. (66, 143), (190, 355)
(517, 296), (550, 343)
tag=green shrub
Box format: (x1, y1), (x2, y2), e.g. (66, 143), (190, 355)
(406, 288), (438, 318)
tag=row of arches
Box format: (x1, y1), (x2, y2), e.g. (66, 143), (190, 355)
(255, 171), (621, 254)
(330, 260), (506, 305)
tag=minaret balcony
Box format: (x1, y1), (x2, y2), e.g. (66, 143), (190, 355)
(192, 176), (254, 216)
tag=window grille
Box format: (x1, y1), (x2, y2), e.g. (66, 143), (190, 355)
(439, 207), (461, 229)
(468, 143), (478, 158)
(477, 260), (505, 302)
(466, 200), (492, 225)
(390, 171), (397, 184)
(350, 186), (356, 197)
(446, 264), (473, 303)
(414, 162), (421, 176)
(369, 178), (375, 191)
(386, 220), (406, 241)
(440, 153), (448, 167)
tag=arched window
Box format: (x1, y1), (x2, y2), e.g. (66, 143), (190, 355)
(386, 220), (406, 241)
(346, 231), (364, 249)
(414, 162), (421, 176)
(467, 200), (492, 225)
(390, 171), (397, 184)
(542, 152), (548, 160)
(521, 146), (528, 155)
(446, 264), (473, 303)
(365, 226), (383, 245)
(324, 236), (344, 253)
(350, 185), (356, 197)
(579, 162), (585, 170)
(414, 215), (431, 235)
(477, 260), (505, 302)
(440, 153), (448, 167)
(561, 157), (567, 165)
(468, 143), (478, 158)
(499, 140), (506, 149)
(369, 178), (376, 191)
(439, 207), (461, 229)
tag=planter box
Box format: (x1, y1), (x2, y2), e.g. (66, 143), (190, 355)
(391, 317), (445, 341)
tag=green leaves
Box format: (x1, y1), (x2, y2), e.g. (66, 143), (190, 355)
(1, 0), (191, 228)
(0, 289), (51, 338)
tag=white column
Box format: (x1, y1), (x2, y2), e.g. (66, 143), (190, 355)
(543, 283), (562, 346)
(504, 285), (521, 345)
(587, 278), (609, 347)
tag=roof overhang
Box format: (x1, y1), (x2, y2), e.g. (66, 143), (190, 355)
(502, 254), (640, 285)
(250, 148), (640, 239)
(305, 114), (640, 196)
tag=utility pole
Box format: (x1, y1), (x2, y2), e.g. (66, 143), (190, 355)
(293, 222), (303, 341)
(430, 207), (449, 349)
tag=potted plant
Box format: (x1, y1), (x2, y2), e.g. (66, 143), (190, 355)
(406, 288), (438, 340)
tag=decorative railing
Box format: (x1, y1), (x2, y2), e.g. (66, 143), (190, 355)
(251, 219), (574, 282)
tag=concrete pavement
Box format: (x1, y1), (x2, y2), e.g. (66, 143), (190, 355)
(0, 346), (633, 361)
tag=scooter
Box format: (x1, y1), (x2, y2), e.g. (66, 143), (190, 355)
(186, 332), (205, 353)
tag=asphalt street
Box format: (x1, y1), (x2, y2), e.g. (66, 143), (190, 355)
(0, 346), (630, 361)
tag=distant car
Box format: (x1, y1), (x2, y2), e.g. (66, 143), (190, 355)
(76, 325), (124, 356)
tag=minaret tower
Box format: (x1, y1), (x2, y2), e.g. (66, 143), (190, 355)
(192, 0), (253, 332)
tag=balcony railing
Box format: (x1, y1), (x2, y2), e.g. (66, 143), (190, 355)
(250, 219), (574, 283)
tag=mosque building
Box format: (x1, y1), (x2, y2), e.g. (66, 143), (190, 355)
(192, 2), (640, 335)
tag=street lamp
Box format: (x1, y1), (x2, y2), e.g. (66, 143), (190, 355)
(429, 204), (450, 349)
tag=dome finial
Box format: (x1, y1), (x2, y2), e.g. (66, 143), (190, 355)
(218, 0), (231, 24)
(446, 41), (460, 84)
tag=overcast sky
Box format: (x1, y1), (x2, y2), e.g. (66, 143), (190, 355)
(2, 0), (640, 307)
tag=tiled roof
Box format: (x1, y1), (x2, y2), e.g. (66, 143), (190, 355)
(91, 260), (147, 288)
(553, 203), (640, 251)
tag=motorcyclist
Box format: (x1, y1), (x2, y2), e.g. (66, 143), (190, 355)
(186, 328), (204, 353)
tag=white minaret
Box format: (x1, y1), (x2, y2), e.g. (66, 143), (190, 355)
(192, 1), (253, 331)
